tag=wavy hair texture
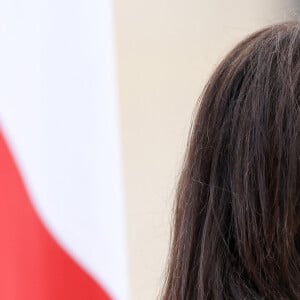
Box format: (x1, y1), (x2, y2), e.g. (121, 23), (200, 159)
(162, 22), (300, 299)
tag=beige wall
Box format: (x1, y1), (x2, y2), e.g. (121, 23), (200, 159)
(114, 1), (290, 299)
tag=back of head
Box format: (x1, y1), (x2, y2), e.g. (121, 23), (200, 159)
(162, 22), (300, 299)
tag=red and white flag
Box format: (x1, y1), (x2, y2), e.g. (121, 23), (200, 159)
(0, 0), (129, 299)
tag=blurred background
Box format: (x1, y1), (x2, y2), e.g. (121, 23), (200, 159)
(0, 0), (298, 300)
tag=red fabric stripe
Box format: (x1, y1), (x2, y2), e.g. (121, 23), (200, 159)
(0, 130), (112, 300)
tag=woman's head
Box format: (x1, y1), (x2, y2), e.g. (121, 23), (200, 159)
(163, 22), (300, 299)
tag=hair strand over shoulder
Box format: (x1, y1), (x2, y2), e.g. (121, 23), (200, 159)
(162, 21), (300, 300)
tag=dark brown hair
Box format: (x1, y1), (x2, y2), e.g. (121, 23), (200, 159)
(162, 22), (300, 299)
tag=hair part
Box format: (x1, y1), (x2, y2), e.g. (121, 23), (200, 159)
(162, 22), (300, 299)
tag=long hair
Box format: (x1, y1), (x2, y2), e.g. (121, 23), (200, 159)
(162, 22), (300, 299)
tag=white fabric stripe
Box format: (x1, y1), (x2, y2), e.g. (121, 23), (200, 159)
(0, 1), (128, 299)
